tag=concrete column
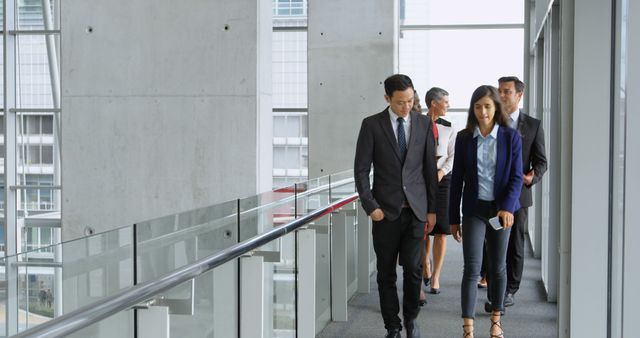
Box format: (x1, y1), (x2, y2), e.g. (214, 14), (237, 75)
(307, 0), (398, 177)
(558, 0), (612, 336)
(61, 0), (272, 240)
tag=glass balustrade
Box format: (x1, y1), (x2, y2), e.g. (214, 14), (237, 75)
(1, 169), (371, 338)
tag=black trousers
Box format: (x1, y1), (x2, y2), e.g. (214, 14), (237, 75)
(372, 208), (424, 330)
(506, 207), (528, 294)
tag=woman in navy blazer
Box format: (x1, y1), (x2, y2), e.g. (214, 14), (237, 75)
(450, 85), (523, 338)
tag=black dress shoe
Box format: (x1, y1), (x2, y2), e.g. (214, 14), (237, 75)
(484, 300), (493, 313)
(405, 321), (421, 338)
(384, 328), (401, 338)
(428, 287), (440, 294)
(423, 277), (431, 287)
(418, 298), (426, 306)
(484, 301), (505, 315)
(504, 293), (515, 307)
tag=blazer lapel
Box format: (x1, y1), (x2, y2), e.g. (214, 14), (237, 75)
(496, 127), (506, 190)
(407, 111), (420, 152)
(469, 134), (479, 193)
(378, 110), (402, 161)
(517, 110), (527, 138)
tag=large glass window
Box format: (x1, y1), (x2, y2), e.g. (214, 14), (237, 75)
(400, 0), (524, 128)
(272, 0), (308, 189)
(401, 0), (524, 25)
(2, 0), (61, 259)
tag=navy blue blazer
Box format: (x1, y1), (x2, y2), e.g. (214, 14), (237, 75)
(449, 125), (524, 225)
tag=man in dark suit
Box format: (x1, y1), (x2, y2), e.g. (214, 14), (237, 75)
(354, 74), (438, 338)
(498, 76), (548, 307)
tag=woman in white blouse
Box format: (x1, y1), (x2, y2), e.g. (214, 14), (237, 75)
(422, 87), (456, 296)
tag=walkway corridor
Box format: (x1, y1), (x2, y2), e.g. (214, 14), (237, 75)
(317, 240), (557, 338)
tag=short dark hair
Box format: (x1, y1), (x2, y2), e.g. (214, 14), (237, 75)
(384, 74), (414, 97)
(498, 76), (525, 92)
(412, 90), (422, 112)
(424, 87), (449, 108)
(466, 85), (509, 131)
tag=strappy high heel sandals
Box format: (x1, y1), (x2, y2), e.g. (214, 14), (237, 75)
(490, 317), (504, 338)
(462, 324), (474, 338)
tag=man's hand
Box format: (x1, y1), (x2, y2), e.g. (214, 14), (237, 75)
(370, 208), (385, 222)
(426, 213), (437, 233)
(497, 210), (514, 228)
(523, 169), (535, 186)
(452, 224), (462, 242)
(437, 169), (445, 183)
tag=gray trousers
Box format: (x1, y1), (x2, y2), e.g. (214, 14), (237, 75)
(460, 206), (511, 318)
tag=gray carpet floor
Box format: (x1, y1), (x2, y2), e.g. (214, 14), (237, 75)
(317, 239), (557, 338)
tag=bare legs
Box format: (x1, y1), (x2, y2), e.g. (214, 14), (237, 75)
(423, 234), (448, 289)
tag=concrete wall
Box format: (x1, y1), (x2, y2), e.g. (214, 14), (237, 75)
(307, 0), (398, 177)
(61, 0), (271, 240)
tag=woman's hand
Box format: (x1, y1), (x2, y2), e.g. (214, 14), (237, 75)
(497, 210), (514, 228)
(451, 224), (462, 242)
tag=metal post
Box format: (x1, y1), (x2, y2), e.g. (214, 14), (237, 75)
(296, 228), (316, 338)
(4, 0), (20, 333)
(240, 255), (264, 338)
(357, 203), (371, 293)
(330, 211), (347, 322)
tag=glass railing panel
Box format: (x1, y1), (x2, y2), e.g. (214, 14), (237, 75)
(238, 184), (295, 251)
(148, 260), (237, 338)
(1, 225), (135, 336)
(60, 226), (134, 313)
(16, 258), (57, 331)
(135, 200), (238, 282)
(329, 169), (355, 200)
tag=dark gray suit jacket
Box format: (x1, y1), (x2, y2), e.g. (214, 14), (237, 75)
(516, 111), (548, 208)
(354, 109), (438, 222)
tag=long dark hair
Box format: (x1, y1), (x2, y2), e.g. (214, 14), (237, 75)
(465, 85), (509, 131)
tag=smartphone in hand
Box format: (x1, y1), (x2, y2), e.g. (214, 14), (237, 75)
(488, 216), (503, 230)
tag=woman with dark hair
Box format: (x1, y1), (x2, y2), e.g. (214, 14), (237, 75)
(449, 85), (523, 338)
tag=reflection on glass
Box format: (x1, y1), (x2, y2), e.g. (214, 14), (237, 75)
(239, 186), (296, 241)
(136, 200), (238, 281)
(18, 264), (56, 330)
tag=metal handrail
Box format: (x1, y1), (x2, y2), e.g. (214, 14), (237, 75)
(13, 192), (360, 338)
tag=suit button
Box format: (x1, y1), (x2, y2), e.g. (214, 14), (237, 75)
(403, 186), (407, 190)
